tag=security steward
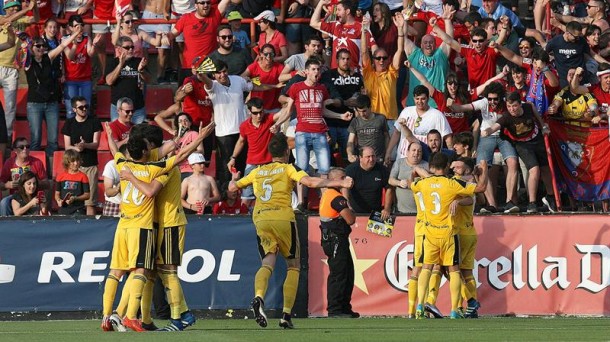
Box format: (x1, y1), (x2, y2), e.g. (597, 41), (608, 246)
(319, 167), (359, 318)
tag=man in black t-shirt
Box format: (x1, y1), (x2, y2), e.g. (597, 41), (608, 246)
(320, 49), (365, 165)
(208, 25), (253, 75)
(105, 36), (149, 125)
(344, 146), (392, 220)
(61, 96), (103, 215)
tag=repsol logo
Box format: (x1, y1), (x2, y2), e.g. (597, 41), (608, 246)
(37, 249), (240, 283)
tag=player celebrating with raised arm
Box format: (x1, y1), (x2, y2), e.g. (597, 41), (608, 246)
(229, 133), (353, 330)
(411, 153), (488, 319)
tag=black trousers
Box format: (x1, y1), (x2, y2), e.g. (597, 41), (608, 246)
(322, 233), (354, 314)
(216, 133), (245, 187)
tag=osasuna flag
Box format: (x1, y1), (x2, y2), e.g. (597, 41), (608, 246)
(548, 120), (610, 201)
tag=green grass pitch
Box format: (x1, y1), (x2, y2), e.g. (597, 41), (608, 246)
(1, 317), (610, 342)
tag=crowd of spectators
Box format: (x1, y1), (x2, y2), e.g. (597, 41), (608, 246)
(0, 0), (609, 217)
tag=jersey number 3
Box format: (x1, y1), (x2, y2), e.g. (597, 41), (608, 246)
(415, 191), (441, 215)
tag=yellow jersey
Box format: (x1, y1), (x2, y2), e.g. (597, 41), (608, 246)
(412, 189), (426, 237)
(236, 162), (307, 224)
(411, 175), (476, 238)
(149, 149), (188, 228)
(115, 152), (176, 230)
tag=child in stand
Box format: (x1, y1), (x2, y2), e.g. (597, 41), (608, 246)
(227, 11), (251, 50)
(55, 149), (91, 215)
(181, 152), (220, 214)
(212, 184), (249, 214)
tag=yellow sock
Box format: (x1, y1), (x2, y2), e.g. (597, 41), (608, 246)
(449, 271), (462, 312)
(426, 270), (442, 305)
(417, 269), (431, 307)
(159, 269), (185, 320)
(177, 298), (188, 315)
(408, 276), (418, 315)
(102, 274), (120, 316)
(282, 268), (300, 314)
(254, 265), (273, 299)
(126, 274), (147, 319)
(116, 276), (130, 317)
(463, 275), (477, 301)
(140, 276), (155, 324)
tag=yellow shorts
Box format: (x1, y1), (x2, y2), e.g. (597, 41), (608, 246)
(459, 234), (477, 270)
(255, 220), (299, 260)
(422, 234), (460, 267)
(414, 234), (424, 267)
(110, 227), (156, 270)
(156, 225), (186, 266)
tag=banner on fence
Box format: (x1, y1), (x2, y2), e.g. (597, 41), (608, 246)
(0, 216), (287, 312)
(308, 215), (610, 316)
(548, 120), (610, 201)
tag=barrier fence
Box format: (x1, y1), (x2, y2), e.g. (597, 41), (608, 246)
(1, 214), (609, 316)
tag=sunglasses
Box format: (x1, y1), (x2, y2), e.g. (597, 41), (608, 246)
(374, 56), (389, 61)
(76, 104), (89, 110)
(33, 44), (46, 48)
(72, 23), (84, 27)
(122, 45), (134, 50)
(16, 144), (30, 150)
(414, 116), (422, 128)
(262, 52), (275, 58)
(123, 20), (135, 24)
(447, 80), (457, 85)
(587, 4), (599, 8)
(472, 39), (485, 43)
(219, 34), (233, 40)
(519, 45), (530, 49)
(487, 97), (499, 102)
(250, 110), (263, 115)
(122, 109), (135, 114)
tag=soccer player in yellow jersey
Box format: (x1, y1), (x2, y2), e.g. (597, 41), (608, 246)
(410, 152), (487, 319)
(100, 123), (211, 332)
(229, 133), (353, 329)
(450, 157), (481, 318)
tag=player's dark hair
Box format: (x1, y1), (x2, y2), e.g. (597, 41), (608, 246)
(143, 124), (164, 148)
(268, 133), (289, 158)
(429, 152), (449, 171)
(413, 85), (430, 98)
(127, 136), (148, 160)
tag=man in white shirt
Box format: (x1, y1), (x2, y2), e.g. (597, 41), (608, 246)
(384, 85), (452, 165)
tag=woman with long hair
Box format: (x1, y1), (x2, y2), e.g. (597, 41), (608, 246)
(112, 10), (162, 59)
(11, 171), (48, 216)
(241, 44), (283, 112)
(173, 112), (205, 179)
(370, 2), (398, 58)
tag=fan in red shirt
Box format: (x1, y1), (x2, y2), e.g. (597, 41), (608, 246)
(170, 0), (230, 81)
(310, 0), (378, 69)
(108, 98), (134, 146)
(212, 187), (249, 214)
(242, 44), (284, 112)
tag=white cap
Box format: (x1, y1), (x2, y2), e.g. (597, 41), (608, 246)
(254, 10), (275, 22)
(188, 153), (206, 165)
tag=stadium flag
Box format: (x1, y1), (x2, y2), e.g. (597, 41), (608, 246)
(547, 120), (610, 201)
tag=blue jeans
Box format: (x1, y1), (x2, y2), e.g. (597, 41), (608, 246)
(328, 126), (349, 162)
(27, 102), (59, 154)
(0, 195), (14, 216)
(476, 135), (518, 165)
(64, 80), (92, 119)
(110, 104), (147, 124)
(295, 132), (331, 175)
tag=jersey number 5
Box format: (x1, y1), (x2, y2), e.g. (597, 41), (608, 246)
(260, 178), (273, 202)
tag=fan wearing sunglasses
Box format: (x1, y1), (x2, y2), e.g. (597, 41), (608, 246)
(105, 36), (149, 124)
(0, 137), (50, 216)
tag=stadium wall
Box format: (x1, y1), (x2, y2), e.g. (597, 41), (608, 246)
(308, 215), (610, 316)
(0, 215), (609, 317)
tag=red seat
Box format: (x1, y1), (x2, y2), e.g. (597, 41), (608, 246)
(13, 121), (48, 147)
(307, 187), (320, 211)
(95, 88), (111, 119)
(52, 150), (65, 179)
(98, 130), (109, 151)
(58, 120), (65, 149)
(97, 151), (113, 180)
(97, 181), (105, 206)
(29, 150), (47, 172)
